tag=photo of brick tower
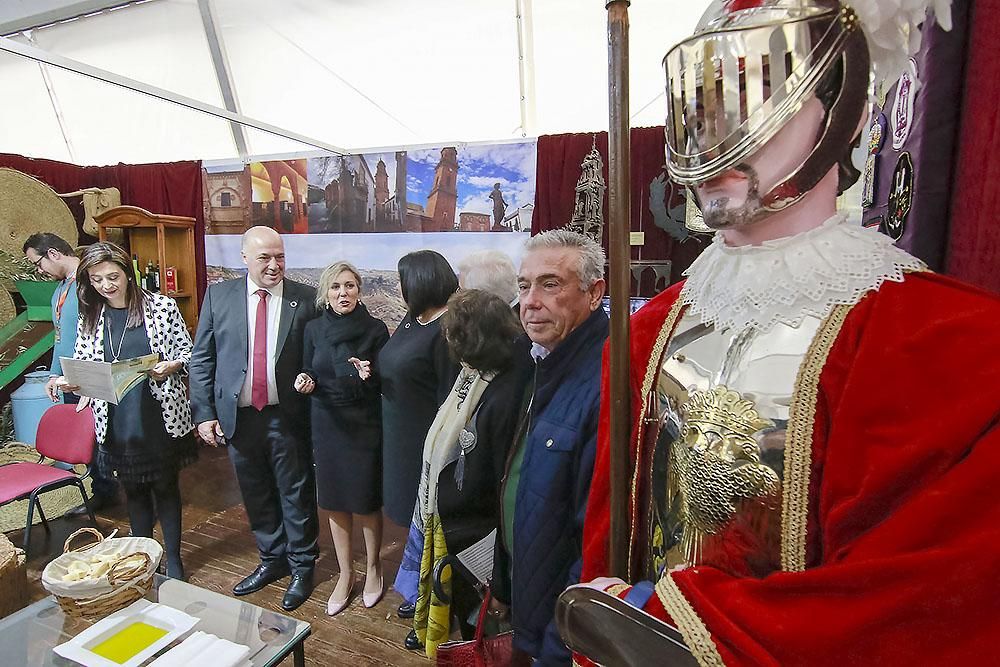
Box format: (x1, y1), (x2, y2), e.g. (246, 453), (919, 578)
(406, 141), (535, 233)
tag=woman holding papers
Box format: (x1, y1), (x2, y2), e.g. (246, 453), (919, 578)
(405, 289), (528, 656)
(58, 242), (196, 579)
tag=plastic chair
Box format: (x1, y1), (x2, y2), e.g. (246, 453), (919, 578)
(0, 403), (98, 553)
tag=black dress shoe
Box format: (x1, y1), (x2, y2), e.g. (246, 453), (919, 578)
(397, 601), (415, 619)
(404, 629), (423, 651)
(233, 563), (290, 596)
(281, 573), (314, 611)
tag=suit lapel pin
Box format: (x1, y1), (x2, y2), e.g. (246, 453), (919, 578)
(290, 300), (298, 308)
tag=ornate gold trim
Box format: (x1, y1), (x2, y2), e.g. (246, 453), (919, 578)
(628, 299), (687, 578)
(655, 574), (726, 667)
(780, 303), (852, 571)
(606, 583), (631, 598)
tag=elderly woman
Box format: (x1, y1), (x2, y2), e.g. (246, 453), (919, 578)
(57, 242), (196, 579)
(382, 250), (461, 616)
(294, 262), (390, 616)
(406, 289), (529, 656)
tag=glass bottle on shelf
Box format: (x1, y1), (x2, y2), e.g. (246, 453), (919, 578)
(145, 260), (156, 292)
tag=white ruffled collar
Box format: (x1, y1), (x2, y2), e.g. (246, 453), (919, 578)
(679, 213), (926, 332)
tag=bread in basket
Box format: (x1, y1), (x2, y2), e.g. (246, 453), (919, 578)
(42, 527), (163, 618)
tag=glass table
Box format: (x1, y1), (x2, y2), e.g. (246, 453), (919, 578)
(0, 575), (311, 666)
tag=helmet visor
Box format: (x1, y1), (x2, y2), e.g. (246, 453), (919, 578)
(664, 3), (852, 184)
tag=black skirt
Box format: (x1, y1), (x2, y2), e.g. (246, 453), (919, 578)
(312, 399), (382, 513)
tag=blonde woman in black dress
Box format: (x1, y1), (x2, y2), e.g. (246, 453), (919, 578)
(295, 262), (389, 615)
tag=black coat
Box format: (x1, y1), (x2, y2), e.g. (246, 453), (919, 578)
(301, 303), (389, 410)
(379, 313), (460, 525)
(302, 303), (390, 513)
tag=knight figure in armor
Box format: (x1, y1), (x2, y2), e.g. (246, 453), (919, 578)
(574, 0), (1000, 665)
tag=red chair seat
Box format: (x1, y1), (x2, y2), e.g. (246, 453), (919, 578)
(0, 462), (77, 504)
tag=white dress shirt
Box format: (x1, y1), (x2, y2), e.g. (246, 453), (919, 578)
(238, 276), (283, 407)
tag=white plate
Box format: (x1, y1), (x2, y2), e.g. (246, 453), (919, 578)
(53, 599), (199, 667)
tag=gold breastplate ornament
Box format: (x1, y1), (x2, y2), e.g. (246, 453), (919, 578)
(670, 386), (779, 565)
(645, 310), (821, 577)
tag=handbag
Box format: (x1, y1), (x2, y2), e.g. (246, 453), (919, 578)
(436, 587), (515, 667)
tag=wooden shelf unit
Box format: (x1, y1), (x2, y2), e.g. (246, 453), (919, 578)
(95, 206), (200, 333)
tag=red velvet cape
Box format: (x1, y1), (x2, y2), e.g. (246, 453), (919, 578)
(581, 272), (1000, 665)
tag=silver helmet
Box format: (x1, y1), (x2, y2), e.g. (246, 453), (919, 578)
(663, 0), (870, 212)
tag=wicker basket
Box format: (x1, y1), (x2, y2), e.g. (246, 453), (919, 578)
(0, 532), (27, 618)
(42, 528), (161, 619)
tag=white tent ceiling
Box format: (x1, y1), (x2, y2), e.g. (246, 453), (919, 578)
(0, 0), (709, 166)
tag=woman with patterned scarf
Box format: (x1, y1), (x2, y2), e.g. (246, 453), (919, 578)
(405, 289), (529, 657)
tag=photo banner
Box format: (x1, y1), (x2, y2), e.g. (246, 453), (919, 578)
(203, 140), (536, 328)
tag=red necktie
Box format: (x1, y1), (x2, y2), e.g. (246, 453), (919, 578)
(252, 289), (269, 411)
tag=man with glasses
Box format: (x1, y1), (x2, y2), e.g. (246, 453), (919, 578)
(23, 232), (119, 514)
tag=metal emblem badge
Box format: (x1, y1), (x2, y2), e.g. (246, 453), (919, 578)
(861, 114), (887, 209)
(890, 61), (918, 150)
(883, 152), (914, 241)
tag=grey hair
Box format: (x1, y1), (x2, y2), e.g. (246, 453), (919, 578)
(457, 250), (517, 304)
(316, 261), (363, 309)
(523, 229), (606, 289)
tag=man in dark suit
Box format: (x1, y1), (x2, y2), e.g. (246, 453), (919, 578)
(190, 225), (320, 611)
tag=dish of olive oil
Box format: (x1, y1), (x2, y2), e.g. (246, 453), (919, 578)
(88, 621), (169, 664)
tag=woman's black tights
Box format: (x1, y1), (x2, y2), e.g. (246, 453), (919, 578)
(123, 474), (184, 579)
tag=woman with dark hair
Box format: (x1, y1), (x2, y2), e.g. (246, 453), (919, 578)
(407, 289), (529, 655)
(294, 261), (390, 616)
(56, 242), (196, 579)
(381, 250), (460, 616)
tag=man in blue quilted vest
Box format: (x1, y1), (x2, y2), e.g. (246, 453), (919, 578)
(492, 228), (609, 665)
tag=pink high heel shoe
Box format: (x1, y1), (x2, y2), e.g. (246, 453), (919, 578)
(326, 574), (355, 616)
(362, 570), (384, 609)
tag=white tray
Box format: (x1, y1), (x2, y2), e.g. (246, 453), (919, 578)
(53, 599), (198, 667)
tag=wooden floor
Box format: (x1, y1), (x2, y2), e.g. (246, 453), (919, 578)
(8, 446), (427, 666)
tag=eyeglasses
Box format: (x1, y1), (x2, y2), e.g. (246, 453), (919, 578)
(29, 254), (45, 270)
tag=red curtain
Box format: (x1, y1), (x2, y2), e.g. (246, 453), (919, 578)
(0, 153), (206, 298)
(533, 127), (708, 295)
(947, 0), (1000, 294)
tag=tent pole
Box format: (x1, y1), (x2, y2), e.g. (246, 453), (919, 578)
(25, 33), (76, 163)
(197, 0), (249, 161)
(514, 0), (537, 137)
(606, 0), (631, 580)
(0, 35), (346, 156)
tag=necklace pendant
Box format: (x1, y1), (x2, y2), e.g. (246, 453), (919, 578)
(106, 315), (129, 363)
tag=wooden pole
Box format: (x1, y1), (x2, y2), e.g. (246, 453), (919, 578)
(606, 0), (631, 580)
